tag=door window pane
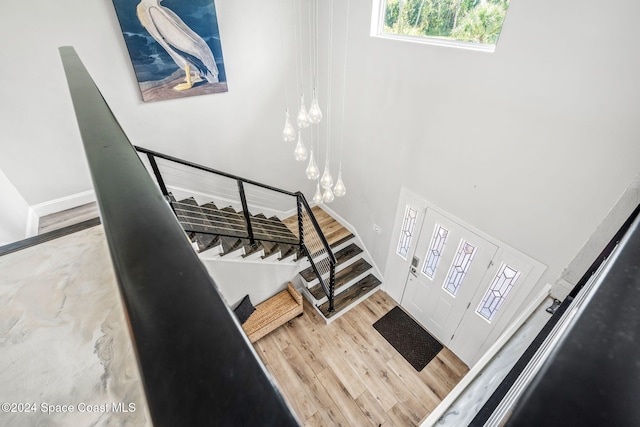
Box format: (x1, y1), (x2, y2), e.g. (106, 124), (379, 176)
(422, 224), (449, 279)
(477, 263), (521, 322)
(396, 205), (418, 259)
(442, 240), (477, 296)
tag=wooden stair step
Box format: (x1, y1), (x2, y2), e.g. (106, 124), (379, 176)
(172, 198), (217, 232)
(242, 241), (264, 258)
(250, 215), (298, 244)
(260, 241), (281, 258)
(300, 243), (364, 282)
(218, 236), (246, 255)
(309, 258), (373, 300)
(318, 274), (382, 319)
(191, 232), (219, 252)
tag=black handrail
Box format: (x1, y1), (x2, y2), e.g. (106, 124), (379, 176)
(59, 46), (299, 427)
(135, 145), (298, 197)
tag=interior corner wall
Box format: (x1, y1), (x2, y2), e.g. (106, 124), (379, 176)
(324, 0), (640, 292)
(0, 167), (30, 245)
(0, 0), (314, 211)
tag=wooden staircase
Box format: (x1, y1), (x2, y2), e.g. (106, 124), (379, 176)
(172, 198), (382, 321)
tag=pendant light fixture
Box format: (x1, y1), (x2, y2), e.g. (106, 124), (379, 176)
(294, 132), (308, 161)
(282, 109), (296, 142)
(297, 94), (310, 128)
(308, 87), (322, 123)
(305, 148), (319, 179)
(313, 181), (323, 204)
(334, 167), (346, 197)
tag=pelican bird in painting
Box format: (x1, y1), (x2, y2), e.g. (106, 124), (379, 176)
(136, 0), (219, 91)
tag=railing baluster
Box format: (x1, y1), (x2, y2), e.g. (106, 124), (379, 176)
(147, 153), (170, 199)
(237, 180), (255, 245)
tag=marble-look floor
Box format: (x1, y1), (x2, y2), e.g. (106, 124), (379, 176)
(0, 225), (150, 427)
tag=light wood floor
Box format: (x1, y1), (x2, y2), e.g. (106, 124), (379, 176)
(254, 291), (469, 427)
(38, 202), (99, 234)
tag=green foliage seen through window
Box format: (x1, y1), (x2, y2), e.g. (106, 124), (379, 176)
(383, 0), (509, 46)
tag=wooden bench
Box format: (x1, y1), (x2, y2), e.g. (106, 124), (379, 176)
(242, 282), (303, 343)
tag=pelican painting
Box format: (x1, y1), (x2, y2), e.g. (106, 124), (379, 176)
(111, 0), (227, 101)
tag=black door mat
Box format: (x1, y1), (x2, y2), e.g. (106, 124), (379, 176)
(373, 306), (443, 371)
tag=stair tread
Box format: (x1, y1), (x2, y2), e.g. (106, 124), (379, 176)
(300, 243), (364, 282)
(309, 258), (373, 300)
(250, 215), (299, 244)
(318, 274), (382, 319)
(174, 199), (248, 238)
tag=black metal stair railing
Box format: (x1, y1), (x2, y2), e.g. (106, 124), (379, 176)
(134, 145), (337, 312)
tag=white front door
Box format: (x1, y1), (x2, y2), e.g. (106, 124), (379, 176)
(384, 188), (547, 366)
(401, 208), (498, 348)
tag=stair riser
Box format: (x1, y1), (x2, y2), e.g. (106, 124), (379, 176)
(308, 269), (374, 305)
(301, 255), (364, 288)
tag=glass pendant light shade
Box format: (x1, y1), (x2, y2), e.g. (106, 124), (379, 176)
(333, 170), (346, 197)
(306, 149), (320, 180)
(282, 110), (296, 142)
(320, 166), (333, 189)
(313, 181), (323, 204)
(322, 186), (335, 203)
(308, 88), (323, 124)
(297, 94), (310, 128)
(294, 133), (308, 161)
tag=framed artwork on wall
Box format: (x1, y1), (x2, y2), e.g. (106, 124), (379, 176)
(111, 0), (228, 102)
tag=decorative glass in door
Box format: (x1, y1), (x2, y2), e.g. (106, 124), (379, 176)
(396, 205), (418, 259)
(477, 263), (521, 322)
(442, 240), (477, 297)
(422, 224), (449, 279)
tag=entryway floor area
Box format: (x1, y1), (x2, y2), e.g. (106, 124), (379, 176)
(254, 291), (469, 427)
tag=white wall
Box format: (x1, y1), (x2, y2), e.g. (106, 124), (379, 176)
(200, 257), (302, 308)
(0, 0), (314, 207)
(0, 167), (30, 245)
(324, 0), (640, 292)
(1, 0), (639, 295)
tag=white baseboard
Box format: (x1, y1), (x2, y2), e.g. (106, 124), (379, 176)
(27, 190), (97, 235)
(25, 207), (40, 238)
(314, 203), (385, 283)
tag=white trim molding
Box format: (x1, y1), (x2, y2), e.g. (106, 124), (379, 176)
(27, 190), (97, 235)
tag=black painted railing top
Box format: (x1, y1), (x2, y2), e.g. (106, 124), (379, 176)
(59, 46), (300, 426)
(135, 145), (338, 312)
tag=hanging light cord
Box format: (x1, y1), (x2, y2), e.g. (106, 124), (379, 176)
(278, 0), (290, 110)
(292, 0), (301, 103)
(338, 0), (351, 172)
(325, 0), (334, 168)
(297, 0), (305, 98)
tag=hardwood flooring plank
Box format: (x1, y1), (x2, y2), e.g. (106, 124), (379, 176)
(317, 368), (371, 427)
(254, 335), (319, 421)
(322, 319), (395, 405)
(386, 356), (441, 412)
(354, 389), (395, 427)
(283, 308), (329, 375)
(281, 345), (352, 427)
(336, 307), (398, 364)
